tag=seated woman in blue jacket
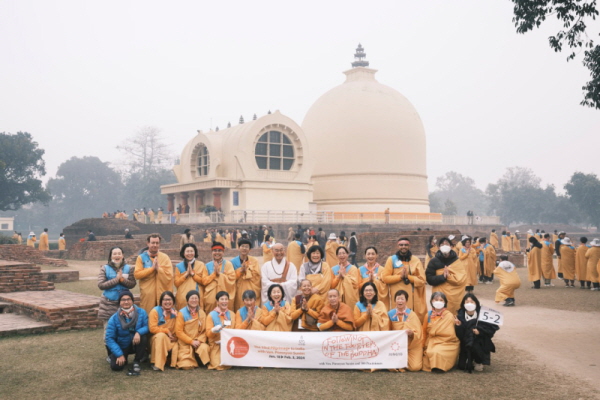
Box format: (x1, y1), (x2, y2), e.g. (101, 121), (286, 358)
(105, 290), (149, 375)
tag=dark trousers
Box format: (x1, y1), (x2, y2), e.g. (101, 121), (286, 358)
(532, 280), (541, 289)
(109, 334), (148, 371)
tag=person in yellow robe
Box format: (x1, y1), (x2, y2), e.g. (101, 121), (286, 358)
(501, 231), (512, 252)
(422, 292), (460, 372)
(234, 290), (265, 330)
(575, 237), (590, 288)
(206, 291), (236, 370)
(541, 234), (557, 286)
(426, 238), (467, 315)
(354, 282), (390, 332)
(424, 235), (438, 270)
(215, 230), (227, 248)
(494, 256), (521, 306)
(512, 231), (522, 252)
(203, 230), (212, 243)
(231, 238), (261, 312)
(134, 234), (174, 315)
(26, 232), (36, 248)
(148, 209), (155, 224)
(298, 245), (332, 298)
(489, 230), (499, 249)
(527, 237), (543, 289)
(560, 238), (576, 287)
(358, 246), (389, 311)
(585, 238), (600, 290)
(477, 238), (496, 284)
(290, 279), (324, 331)
(200, 242), (236, 314)
(149, 291), (178, 371)
(286, 233), (306, 273)
(156, 208), (163, 224)
(457, 237), (478, 294)
(38, 228), (49, 251)
(224, 230), (232, 249)
(174, 243), (205, 311)
(382, 237), (427, 323)
(179, 229), (194, 250)
(173, 290), (210, 369)
(325, 233), (339, 266)
(58, 233), (66, 251)
(261, 235), (274, 263)
(330, 246), (360, 310)
(388, 289), (423, 372)
(317, 289), (354, 331)
(259, 284), (293, 331)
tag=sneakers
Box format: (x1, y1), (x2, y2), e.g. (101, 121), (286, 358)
(474, 363), (484, 372)
(503, 299), (515, 307)
(106, 356), (111, 364)
(151, 365), (160, 371)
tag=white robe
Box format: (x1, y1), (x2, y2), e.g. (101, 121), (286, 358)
(261, 257), (298, 304)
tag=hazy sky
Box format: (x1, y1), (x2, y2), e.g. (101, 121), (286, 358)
(1, 1), (599, 193)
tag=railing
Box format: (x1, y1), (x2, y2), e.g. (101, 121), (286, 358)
(441, 215), (501, 225)
(228, 210), (335, 224)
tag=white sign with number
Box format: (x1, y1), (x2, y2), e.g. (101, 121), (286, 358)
(478, 305), (503, 326)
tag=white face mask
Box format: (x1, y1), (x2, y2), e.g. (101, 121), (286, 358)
(464, 303), (477, 312)
(440, 245), (451, 254)
(432, 301), (445, 310)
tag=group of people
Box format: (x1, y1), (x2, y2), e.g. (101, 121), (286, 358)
(99, 233), (501, 375)
(14, 229), (66, 251)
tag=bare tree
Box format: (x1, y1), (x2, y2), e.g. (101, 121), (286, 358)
(116, 127), (174, 180)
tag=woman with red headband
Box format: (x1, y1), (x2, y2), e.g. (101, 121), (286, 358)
(201, 242), (236, 314)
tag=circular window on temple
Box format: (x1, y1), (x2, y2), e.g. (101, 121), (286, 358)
(192, 143), (210, 177)
(255, 131), (295, 170)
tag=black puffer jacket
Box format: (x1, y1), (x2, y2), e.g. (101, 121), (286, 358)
(455, 309), (499, 371)
(426, 250), (458, 286)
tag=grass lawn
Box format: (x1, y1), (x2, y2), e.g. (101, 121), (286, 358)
(54, 281), (140, 297)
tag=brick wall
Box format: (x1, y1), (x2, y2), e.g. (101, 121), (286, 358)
(0, 261), (54, 293)
(0, 245), (67, 267)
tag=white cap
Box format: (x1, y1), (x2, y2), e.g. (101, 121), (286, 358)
(589, 238), (600, 247)
(448, 235), (455, 241)
(29, 231), (35, 236)
(527, 229), (533, 234)
(561, 237), (572, 246)
(328, 233), (337, 240)
(461, 235), (470, 241)
(515, 230), (520, 233)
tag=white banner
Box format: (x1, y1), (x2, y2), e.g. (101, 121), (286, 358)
(220, 329), (407, 369)
(478, 305), (504, 326)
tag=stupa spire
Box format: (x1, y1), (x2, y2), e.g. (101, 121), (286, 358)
(351, 43), (369, 68)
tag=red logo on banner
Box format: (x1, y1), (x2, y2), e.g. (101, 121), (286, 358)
(226, 337), (250, 358)
(321, 334), (379, 360)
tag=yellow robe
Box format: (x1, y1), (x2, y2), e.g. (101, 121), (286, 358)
(233, 256), (262, 311)
(203, 233), (212, 243)
(38, 233), (49, 251)
(389, 309), (423, 372)
(299, 262), (332, 298)
(174, 308), (210, 369)
(235, 306), (265, 330)
(290, 294), (324, 331)
(458, 247), (478, 287)
(512, 235), (521, 252)
(206, 310), (236, 370)
(502, 235), (512, 252)
(200, 260), (237, 315)
(149, 308), (178, 371)
(262, 243), (273, 263)
(424, 245), (438, 270)
(358, 265), (389, 310)
(585, 247), (600, 283)
(575, 245), (589, 281)
(493, 266), (521, 302)
(174, 261), (205, 311)
(259, 302), (293, 331)
(179, 234), (194, 250)
(482, 244), (496, 277)
(489, 233), (499, 248)
(541, 241), (557, 279)
(325, 241), (339, 267)
(27, 237), (36, 248)
(527, 246), (542, 282)
(422, 310), (460, 372)
(560, 245), (576, 280)
(134, 252), (174, 315)
(381, 255), (427, 324)
(157, 210), (163, 223)
(216, 233), (227, 248)
(434, 259), (467, 316)
(353, 301), (389, 332)
(286, 241), (304, 273)
(330, 264), (360, 310)
(225, 233), (232, 249)
(58, 237), (66, 250)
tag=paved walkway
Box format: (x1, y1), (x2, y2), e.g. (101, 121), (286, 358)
(0, 290), (100, 312)
(0, 313), (52, 334)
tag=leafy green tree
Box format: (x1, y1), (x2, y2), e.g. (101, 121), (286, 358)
(0, 132), (51, 211)
(512, 0), (600, 109)
(565, 172), (600, 228)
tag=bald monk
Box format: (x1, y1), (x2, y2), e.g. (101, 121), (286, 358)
(426, 238), (467, 315)
(585, 239), (600, 291)
(231, 239), (261, 311)
(331, 246), (360, 309)
(318, 289), (354, 331)
(38, 228), (49, 251)
(560, 238), (576, 287)
(290, 279), (324, 331)
(541, 234), (557, 286)
(528, 237), (543, 289)
(200, 242), (236, 314)
(575, 237), (590, 288)
(298, 245), (332, 298)
(286, 234), (305, 273)
(388, 289), (423, 372)
(134, 234), (174, 314)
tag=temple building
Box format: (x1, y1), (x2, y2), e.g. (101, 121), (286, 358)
(161, 45), (430, 219)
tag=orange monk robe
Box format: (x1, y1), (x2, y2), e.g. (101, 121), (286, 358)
(353, 301), (390, 332)
(458, 247), (478, 287)
(481, 244), (496, 278)
(325, 241), (339, 266)
(358, 265), (390, 310)
(286, 240), (304, 273)
(493, 265), (521, 302)
(552, 234), (558, 243)
(489, 233), (499, 249)
(224, 233), (232, 249)
(58, 237), (66, 250)
(233, 256), (261, 311)
(502, 235), (512, 252)
(26, 236), (36, 248)
(174, 261), (205, 311)
(148, 210), (155, 223)
(381, 255), (427, 324)
(575, 245), (589, 282)
(317, 302), (354, 331)
(422, 310), (460, 372)
(149, 307), (178, 371)
(303, 240), (317, 263)
(330, 264), (360, 309)
(234, 306), (265, 330)
(156, 210), (163, 223)
(389, 309), (423, 371)
(527, 247), (542, 282)
(38, 232), (49, 251)
(173, 307), (210, 369)
(299, 262), (332, 298)
(134, 252), (174, 315)
(424, 245), (438, 270)
(434, 259), (467, 316)
(585, 247), (600, 284)
(262, 243), (273, 263)
(540, 241), (557, 279)
(203, 233), (212, 243)
(454, 241), (463, 252)
(512, 235), (521, 252)
(200, 260), (236, 315)
(290, 294), (324, 331)
(205, 310), (236, 370)
(560, 245), (576, 280)
(259, 301), (293, 331)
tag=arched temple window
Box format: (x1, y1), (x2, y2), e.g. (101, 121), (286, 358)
(255, 130), (294, 170)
